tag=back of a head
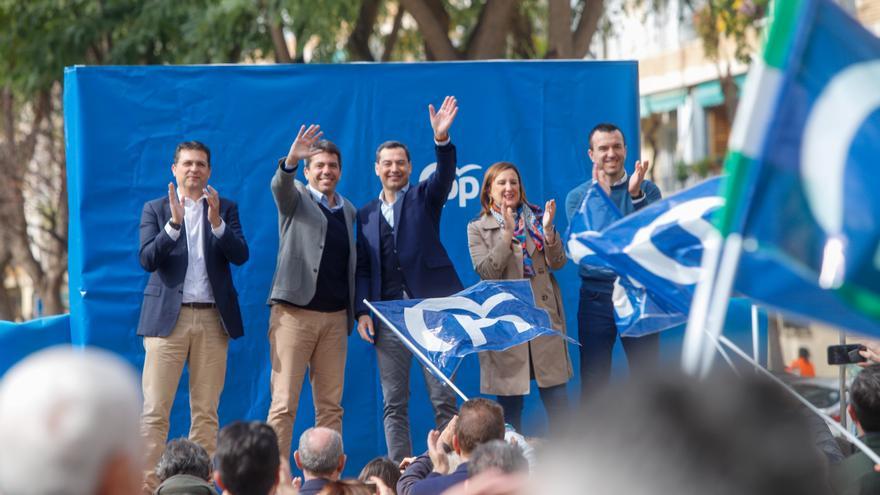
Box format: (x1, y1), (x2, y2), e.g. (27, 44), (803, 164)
(317, 480), (373, 495)
(852, 365), (880, 432)
(468, 440), (528, 477)
(215, 422), (280, 495)
(538, 373), (831, 495)
(298, 427), (344, 477)
(455, 398), (506, 455)
(157, 438), (212, 482)
(0, 346), (142, 495)
(358, 457), (400, 493)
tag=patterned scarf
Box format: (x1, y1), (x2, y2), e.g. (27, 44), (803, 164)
(491, 203), (545, 277)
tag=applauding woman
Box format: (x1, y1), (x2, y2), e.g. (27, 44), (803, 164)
(466, 162), (572, 432)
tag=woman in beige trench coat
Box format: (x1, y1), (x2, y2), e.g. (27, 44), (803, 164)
(466, 161), (572, 432)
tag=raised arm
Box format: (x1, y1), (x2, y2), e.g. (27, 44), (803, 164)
(425, 96), (459, 211)
(271, 124), (323, 215)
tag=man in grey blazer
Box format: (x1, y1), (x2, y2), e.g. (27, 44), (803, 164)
(266, 124), (357, 460)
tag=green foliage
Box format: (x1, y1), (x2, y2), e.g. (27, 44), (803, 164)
(0, 0), (365, 95)
(692, 0), (769, 63)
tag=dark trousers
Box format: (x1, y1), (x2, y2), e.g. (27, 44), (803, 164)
(577, 282), (659, 401)
(496, 383), (568, 433)
(375, 322), (458, 463)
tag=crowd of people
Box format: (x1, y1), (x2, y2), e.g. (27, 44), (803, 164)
(5, 345), (880, 495)
(3, 94), (880, 495)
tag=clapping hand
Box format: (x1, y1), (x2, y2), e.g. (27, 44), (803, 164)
(427, 429), (450, 474)
(429, 96), (458, 142)
(168, 183), (184, 225)
(501, 206), (516, 244)
(542, 199), (556, 242)
(285, 124), (324, 168)
(205, 185), (221, 229)
(628, 159), (649, 198)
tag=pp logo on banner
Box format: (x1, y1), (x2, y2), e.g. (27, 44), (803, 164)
(419, 163), (483, 207)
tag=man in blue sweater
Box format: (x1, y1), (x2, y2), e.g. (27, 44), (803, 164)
(565, 123), (662, 401)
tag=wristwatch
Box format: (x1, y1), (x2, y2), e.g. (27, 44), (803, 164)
(168, 220), (182, 230)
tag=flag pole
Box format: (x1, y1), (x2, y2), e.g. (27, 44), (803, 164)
(698, 233), (743, 377)
(682, 231), (723, 374)
(364, 299), (469, 402)
(751, 304), (760, 369)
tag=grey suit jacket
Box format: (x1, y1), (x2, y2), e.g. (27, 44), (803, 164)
(268, 160), (357, 332)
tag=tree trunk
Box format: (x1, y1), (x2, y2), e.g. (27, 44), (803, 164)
(572, 0), (604, 58)
(465, 0), (516, 59)
(399, 0), (459, 60)
(348, 0), (380, 61)
(547, 0), (574, 59)
(39, 269), (65, 316)
(0, 251), (17, 321)
(510, 4), (537, 58)
(381, 5), (406, 62)
(269, 22), (292, 63)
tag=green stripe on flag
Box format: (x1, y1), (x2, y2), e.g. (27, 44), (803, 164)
(717, 151), (752, 236)
(838, 283), (880, 320)
(763, 0), (809, 69)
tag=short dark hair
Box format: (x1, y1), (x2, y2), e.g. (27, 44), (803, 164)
(798, 347), (810, 359)
(468, 440), (528, 476)
(214, 422), (280, 495)
(358, 456), (400, 492)
(306, 139), (343, 170)
(852, 366), (880, 432)
(588, 123), (625, 149)
(174, 140), (211, 165)
(375, 141), (411, 163)
(156, 438), (212, 482)
(455, 398), (505, 455)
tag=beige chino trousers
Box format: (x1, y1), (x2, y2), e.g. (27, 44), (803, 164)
(267, 304), (348, 458)
(140, 306), (229, 494)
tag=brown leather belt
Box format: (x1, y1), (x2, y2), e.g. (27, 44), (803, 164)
(181, 302), (216, 309)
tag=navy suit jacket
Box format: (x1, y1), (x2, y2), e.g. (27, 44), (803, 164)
(355, 143), (463, 317)
(137, 195), (249, 339)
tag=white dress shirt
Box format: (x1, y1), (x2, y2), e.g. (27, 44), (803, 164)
(164, 195), (226, 303)
(307, 184), (345, 213)
(379, 184), (410, 229)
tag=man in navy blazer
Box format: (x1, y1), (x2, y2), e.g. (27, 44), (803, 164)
(137, 141), (249, 493)
(355, 96), (463, 462)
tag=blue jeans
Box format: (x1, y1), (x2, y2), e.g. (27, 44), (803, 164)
(577, 282), (659, 401)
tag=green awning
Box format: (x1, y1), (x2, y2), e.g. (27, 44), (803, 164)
(694, 74), (747, 108)
(640, 88), (687, 117)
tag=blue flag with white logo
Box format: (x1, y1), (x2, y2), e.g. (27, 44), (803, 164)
(567, 177), (725, 337)
(719, 0), (880, 334)
(367, 280), (576, 375)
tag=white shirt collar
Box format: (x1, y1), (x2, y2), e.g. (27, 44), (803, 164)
(379, 184), (410, 207)
(307, 184), (344, 212)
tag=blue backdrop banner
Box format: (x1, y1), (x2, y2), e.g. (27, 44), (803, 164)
(58, 61), (755, 474)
